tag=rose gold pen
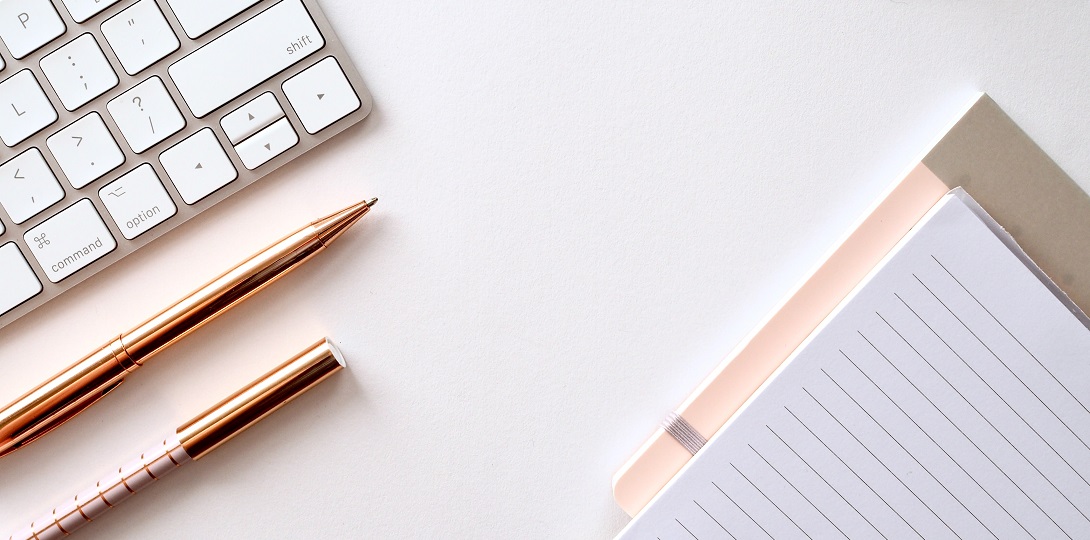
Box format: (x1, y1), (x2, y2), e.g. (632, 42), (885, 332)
(10, 338), (346, 540)
(0, 198), (376, 458)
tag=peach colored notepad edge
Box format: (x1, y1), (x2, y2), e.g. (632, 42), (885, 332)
(613, 93), (1090, 516)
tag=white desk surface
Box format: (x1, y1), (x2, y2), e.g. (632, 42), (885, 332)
(3, 2), (1090, 538)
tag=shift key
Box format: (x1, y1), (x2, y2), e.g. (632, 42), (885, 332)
(168, 0), (324, 118)
(24, 199), (118, 283)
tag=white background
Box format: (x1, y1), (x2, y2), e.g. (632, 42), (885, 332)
(2, 1), (1090, 538)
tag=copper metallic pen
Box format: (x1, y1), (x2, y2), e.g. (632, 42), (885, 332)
(0, 198), (376, 457)
(10, 338), (346, 540)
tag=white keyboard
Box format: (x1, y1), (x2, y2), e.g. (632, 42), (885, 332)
(0, 0), (372, 330)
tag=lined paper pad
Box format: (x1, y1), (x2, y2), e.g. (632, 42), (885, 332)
(619, 191), (1090, 539)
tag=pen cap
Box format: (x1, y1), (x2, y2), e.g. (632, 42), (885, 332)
(177, 339), (345, 459)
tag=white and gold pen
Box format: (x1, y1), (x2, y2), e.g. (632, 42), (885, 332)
(9, 339), (346, 540)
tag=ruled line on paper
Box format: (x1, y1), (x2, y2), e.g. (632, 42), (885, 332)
(915, 273), (1090, 473)
(784, 405), (922, 539)
(896, 291), (1090, 525)
(694, 499), (735, 540)
(675, 518), (698, 539)
(932, 254), (1090, 421)
(749, 443), (848, 539)
(843, 342), (1039, 539)
(712, 480), (774, 539)
(875, 310), (1079, 537)
(766, 424), (888, 540)
(731, 462), (813, 539)
(802, 387), (963, 539)
(820, 367), (998, 539)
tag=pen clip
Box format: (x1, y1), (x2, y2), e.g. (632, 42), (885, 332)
(0, 380), (124, 459)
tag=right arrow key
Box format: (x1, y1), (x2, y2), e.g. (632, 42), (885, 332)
(283, 57), (361, 135)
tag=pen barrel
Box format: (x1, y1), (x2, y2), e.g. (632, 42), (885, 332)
(0, 342), (134, 457)
(0, 227), (324, 458)
(178, 338), (345, 459)
(121, 226), (325, 362)
(10, 435), (192, 540)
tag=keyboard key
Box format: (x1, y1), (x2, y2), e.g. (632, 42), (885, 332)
(47, 112), (126, 189)
(107, 76), (186, 153)
(234, 117), (297, 170)
(160, 128), (237, 204)
(221, 92), (284, 144)
(283, 57), (360, 135)
(0, 148), (65, 224)
(0, 0), (66, 59)
(0, 70), (58, 147)
(0, 242), (42, 315)
(99, 164), (176, 239)
(40, 34), (119, 111)
(24, 198), (117, 283)
(59, 0), (123, 24)
(101, 0), (180, 76)
(168, 0), (324, 118)
(165, 0), (260, 39)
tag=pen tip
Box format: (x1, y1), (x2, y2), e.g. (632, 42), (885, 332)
(314, 198), (377, 246)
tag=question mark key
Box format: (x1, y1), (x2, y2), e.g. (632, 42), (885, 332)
(106, 76), (185, 153)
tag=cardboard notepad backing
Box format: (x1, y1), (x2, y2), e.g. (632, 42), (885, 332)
(613, 93), (1090, 516)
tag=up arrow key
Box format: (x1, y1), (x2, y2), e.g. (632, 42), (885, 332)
(195, 163), (203, 169)
(220, 93), (284, 145)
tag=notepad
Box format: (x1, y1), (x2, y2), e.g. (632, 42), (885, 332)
(619, 190), (1090, 539)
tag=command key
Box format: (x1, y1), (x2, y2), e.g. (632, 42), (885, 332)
(24, 199), (118, 283)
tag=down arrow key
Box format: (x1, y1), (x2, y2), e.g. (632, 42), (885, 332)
(233, 117), (298, 170)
